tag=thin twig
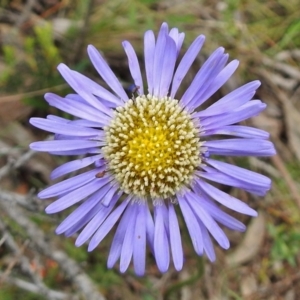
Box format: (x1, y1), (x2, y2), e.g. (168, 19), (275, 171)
(249, 157), (281, 179)
(245, 271), (300, 300)
(0, 218), (74, 300)
(0, 272), (70, 300)
(262, 56), (300, 81)
(0, 84), (67, 103)
(0, 240), (29, 283)
(0, 135), (52, 181)
(259, 69), (300, 209)
(0, 189), (39, 211)
(0, 149), (36, 181)
(0, 201), (107, 300)
(70, 0), (95, 63)
(14, 0), (37, 28)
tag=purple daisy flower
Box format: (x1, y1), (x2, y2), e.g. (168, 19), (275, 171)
(30, 22), (275, 276)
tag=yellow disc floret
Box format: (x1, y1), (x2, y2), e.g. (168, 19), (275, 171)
(102, 95), (201, 199)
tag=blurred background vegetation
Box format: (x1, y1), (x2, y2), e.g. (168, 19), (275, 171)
(1, 0), (300, 299)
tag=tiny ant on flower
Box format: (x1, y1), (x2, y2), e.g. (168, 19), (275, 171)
(95, 170), (106, 178)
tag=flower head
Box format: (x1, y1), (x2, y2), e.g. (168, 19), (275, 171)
(30, 22), (275, 276)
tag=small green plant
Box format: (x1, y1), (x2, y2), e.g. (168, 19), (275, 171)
(0, 22), (67, 112)
(268, 223), (300, 266)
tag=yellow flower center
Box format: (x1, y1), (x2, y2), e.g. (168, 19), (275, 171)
(102, 95), (201, 199)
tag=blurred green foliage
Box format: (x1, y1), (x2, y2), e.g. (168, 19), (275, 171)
(268, 223), (300, 266)
(1, 0), (300, 106)
(1, 23), (62, 92)
(0, 287), (40, 300)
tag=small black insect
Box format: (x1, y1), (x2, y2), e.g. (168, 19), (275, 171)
(126, 84), (140, 98)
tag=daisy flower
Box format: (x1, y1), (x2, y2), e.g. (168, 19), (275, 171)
(30, 22), (275, 276)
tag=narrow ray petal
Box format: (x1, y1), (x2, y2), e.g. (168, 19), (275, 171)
(88, 199), (129, 251)
(144, 30), (155, 94)
(202, 125), (269, 139)
(201, 101), (266, 130)
(30, 118), (101, 137)
(168, 28), (185, 56)
(39, 169), (104, 198)
(193, 60), (239, 106)
(171, 35), (205, 98)
(168, 203), (183, 271)
(45, 178), (109, 213)
(198, 168), (268, 196)
(210, 80), (261, 110)
(154, 204), (170, 273)
(159, 36), (177, 97)
(177, 194), (203, 255)
(133, 203), (147, 276)
(107, 201), (134, 268)
(153, 25), (167, 96)
(87, 45), (128, 101)
(50, 154), (103, 179)
(68, 71), (122, 106)
(44, 93), (109, 125)
(123, 41), (144, 95)
(206, 158), (271, 189)
(188, 54), (229, 109)
(120, 204), (138, 273)
(199, 196), (246, 232)
(198, 220), (216, 262)
(57, 64), (113, 116)
(30, 140), (101, 152)
(206, 138), (276, 156)
(181, 48), (226, 108)
(146, 205), (155, 253)
(56, 186), (117, 234)
(187, 193), (230, 249)
(196, 179), (257, 216)
(49, 148), (100, 156)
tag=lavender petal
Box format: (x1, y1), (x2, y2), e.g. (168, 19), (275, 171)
(44, 93), (109, 125)
(154, 204), (170, 273)
(107, 200), (134, 269)
(122, 41), (144, 95)
(39, 169), (104, 198)
(30, 140), (101, 152)
(194, 60), (239, 106)
(50, 154), (103, 179)
(45, 178), (108, 213)
(57, 64), (113, 116)
(168, 203), (183, 271)
(187, 192), (230, 249)
(144, 30), (155, 94)
(120, 204), (137, 273)
(30, 118), (101, 137)
(87, 45), (128, 101)
(75, 193), (123, 247)
(56, 187), (118, 235)
(201, 125), (270, 139)
(159, 36), (177, 97)
(205, 138), (276, 156)
(88, 199), (129, 251)
(196, 179), (257, 216)
(171, 35), (205, 98)
(181, 47), (225, 108)
(177, 194), (203, 255)
(198, 220), (216, 262)
(133, 203), (147, 276)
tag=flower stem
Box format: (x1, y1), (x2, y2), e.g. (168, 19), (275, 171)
(163, 257), (205, 299)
